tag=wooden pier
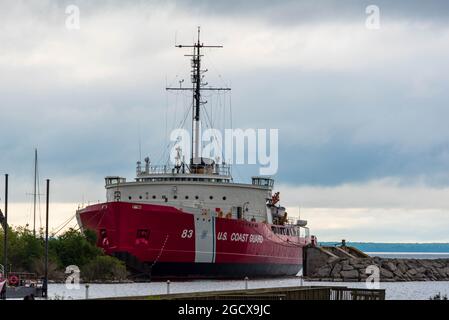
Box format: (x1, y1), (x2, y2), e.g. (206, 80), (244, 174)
(102, 286), (385, 301)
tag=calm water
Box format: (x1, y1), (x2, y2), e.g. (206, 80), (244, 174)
(46, 278), (449, 300)
(36, 252), (449, 300)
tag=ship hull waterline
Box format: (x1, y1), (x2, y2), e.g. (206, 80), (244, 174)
(77, 202), (308, 279)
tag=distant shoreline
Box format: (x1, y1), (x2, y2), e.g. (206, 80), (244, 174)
(320, 242), (449, 254)
(366, 252), (449, 255)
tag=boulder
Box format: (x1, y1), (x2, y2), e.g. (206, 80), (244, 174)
(397, 263), (408, 273)
(340, 269), (359, 279)
(316, 267), (332, 278)
(386, 262), (397, 272)
(342, 264), (354, 271)
(416, 267), (426, 274)
(437, 268), (447, 278)
(331, 264), (342, 277)
(380, 268), (394, 278)
(407, 268), (417, 276)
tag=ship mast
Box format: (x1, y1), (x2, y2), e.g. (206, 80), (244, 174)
(166, 27), (231, 165)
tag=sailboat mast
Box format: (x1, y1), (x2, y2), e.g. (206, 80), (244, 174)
(33, 149), (37, 236)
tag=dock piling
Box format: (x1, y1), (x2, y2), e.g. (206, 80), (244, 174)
(85, 284), (90, 300)
(244, 277), (249, 290)
(166, 280), (170, 294)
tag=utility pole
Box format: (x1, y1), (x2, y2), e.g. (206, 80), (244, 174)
(3, 174), (8, 280)
(42, 179), (50, 299)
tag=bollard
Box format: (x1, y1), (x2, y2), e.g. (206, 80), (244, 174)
(85, 284), (90, 300)
(244, 277), (249, 290)
(299, 276), (304, 287)
(166, 280), (170, 294)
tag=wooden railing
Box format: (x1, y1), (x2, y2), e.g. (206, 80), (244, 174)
(103, 286), (386, 301)
(331, 287), (385, 300)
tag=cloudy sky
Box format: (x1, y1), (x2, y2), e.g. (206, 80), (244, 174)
(1, 0), (449, 242)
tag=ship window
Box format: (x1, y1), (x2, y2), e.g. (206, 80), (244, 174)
(135, 229), (150, 246)
(136, 229), (150, 240)
(195, 196), (199, 200)
(152, 195), (156, 199)
(222, 196), (227, 201)
(128, 196), (132, 200)
(209, 196), (214, 200)
(185, 196), (189, 199)
(139, 196), (142, 200)
(173, 195), (178, 199)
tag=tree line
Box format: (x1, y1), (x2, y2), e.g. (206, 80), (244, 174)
(0, 226), (127, 282)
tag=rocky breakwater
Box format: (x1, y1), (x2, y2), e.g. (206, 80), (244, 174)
(308, 257), (449, 282)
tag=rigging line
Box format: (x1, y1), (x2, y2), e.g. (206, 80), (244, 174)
(202, 105), (224, 161)
(149, 234), (170, 269)
(203, 54), (229, 89)
(36, 155), (42, 232)
(52, 214), (77, 236)
(138, 124), (142, 162)
(164, 78), (169, 159)
(52, 212), (77, 232)
(155, 102), (193, 166)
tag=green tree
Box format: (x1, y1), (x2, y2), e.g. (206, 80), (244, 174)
(50, 228), (103, 269)
(82, 255), (128, 281)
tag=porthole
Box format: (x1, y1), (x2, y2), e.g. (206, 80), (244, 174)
(195, 196), (199, 200)
(152, 195), (156, 199)
(174, 195), (178, 199)
(185, 196), (189, 199)
(209, 196), (213, 200)
(128, 196), (132, 200)
(222, 196), (227, 201)
(139, 196), (142, 200)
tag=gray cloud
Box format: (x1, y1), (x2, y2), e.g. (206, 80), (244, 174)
(1, 0), (449, 201)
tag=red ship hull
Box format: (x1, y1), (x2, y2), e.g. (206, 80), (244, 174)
(77, 202), (308, 278)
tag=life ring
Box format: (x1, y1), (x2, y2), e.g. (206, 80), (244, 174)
(8, 275), (19, 286)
